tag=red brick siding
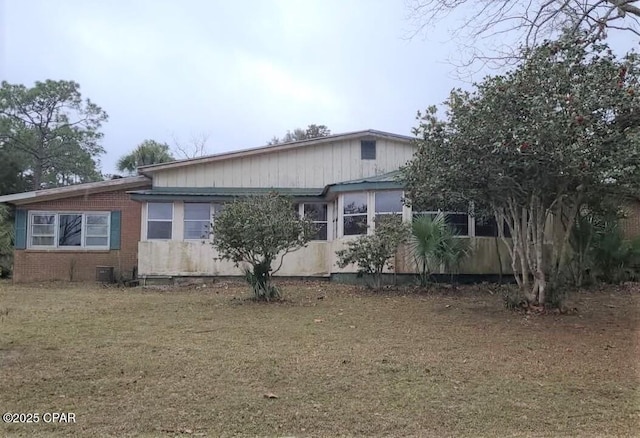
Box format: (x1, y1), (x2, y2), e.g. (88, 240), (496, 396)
(13, 187), (148, 283)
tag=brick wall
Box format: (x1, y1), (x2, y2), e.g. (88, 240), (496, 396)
(13, 188), (147, 283)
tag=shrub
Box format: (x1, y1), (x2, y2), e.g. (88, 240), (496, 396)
(212, 193), (315, 301)
(336, 215), (410, 290)
(408, 212), (471, 286)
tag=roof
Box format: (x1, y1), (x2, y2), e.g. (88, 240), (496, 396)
(0, 176), (151, 206)
(325, 170), (405, 193)
(128, 187), (326, 202)
(138, 129), (414, 175)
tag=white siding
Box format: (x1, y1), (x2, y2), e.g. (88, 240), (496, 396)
(152, 138), (417, 188)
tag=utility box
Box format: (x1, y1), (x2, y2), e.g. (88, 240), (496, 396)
(96, 266), (115, 283)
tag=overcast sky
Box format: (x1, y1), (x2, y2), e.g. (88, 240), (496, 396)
(1, 1), (636, 175)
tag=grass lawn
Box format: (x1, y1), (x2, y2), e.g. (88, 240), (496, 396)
(0, 280), (639, 437)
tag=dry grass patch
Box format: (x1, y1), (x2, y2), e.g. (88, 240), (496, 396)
(0, 279), (639, 437)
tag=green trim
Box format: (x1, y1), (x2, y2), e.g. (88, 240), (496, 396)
(328, 181), (404, 193)
(14, 209), (27, 250)
(109, 211), (121, 250)
(130, 194), (326, 202)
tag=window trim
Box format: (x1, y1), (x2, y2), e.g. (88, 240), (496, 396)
(28, 211), (111, 250)
(146, 202), (174, 240)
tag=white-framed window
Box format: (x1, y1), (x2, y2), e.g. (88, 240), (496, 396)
(343, 193), (368, 235)
(184, 203), (211, 240)
(374, 190), (403, 224)
(29, 212), (110, 249)
(303, 203), (328, 241)
(147, 202), (173, 240)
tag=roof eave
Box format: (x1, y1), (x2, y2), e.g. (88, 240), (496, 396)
(0, 176), (151, 206)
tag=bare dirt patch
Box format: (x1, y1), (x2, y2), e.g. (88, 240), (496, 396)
(0, 280), (638, 437)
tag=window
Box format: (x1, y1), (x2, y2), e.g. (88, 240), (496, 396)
(31, 214), (55, 246)
(475, 216), (496, 237)
(474, 216), (511, 238)
(361, 140), (376, 160)
(303, 203), (328, 240)
(147, 202), (173, 239)
(412, 210), (469, 236)
(58, 214), (82, 246)
(29, 212), (110, 249)
(446, 213), (469, 236)
(374, 191), (403, 223)
(85, 214), (109, 246)
(343, 193), (368, 235)
(184, 203), (210, 240)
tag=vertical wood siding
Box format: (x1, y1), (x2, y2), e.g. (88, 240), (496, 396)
(152, 139), (417, 188)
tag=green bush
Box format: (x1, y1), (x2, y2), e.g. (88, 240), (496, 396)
(336, 215), (410, 290)
(408, 212), (471, 286)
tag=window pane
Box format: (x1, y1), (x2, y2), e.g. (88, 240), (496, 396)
(86, 224), (108, 236)
(86, 214), (108, 225)
(304, 203), (328, 221)
(343, 193), (367, 214)
(184, 221), (210, 239)
(32, 236), (54, 246)
(148, 203), (173, 220)
(147, 221), (172, 239)
(375, 191), (403, 213)
(33, 214), (55, 225)
(361, 140), (376, 159)
(446, 213), (469, 236)
(86, 236), (108, 246)
(311, 223), (328, 240)
(344, 215), (367, 235)
(32, 224), (55, 235)
(475, 216), (497, 237)
(184, 203), (210, 220)
(59, 214), (82, 246)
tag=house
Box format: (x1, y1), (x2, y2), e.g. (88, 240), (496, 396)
(0, 130), (512, 283)
(0, 176), (150, 282)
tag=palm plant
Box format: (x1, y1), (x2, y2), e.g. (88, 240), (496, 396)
(116, 140), (175, 174)
(408, 212), (471, 286)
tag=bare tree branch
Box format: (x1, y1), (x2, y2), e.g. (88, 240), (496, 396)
(406, 0), (640, 71)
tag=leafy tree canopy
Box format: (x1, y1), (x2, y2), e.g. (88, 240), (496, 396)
(0, 80), (107, 191)
(267, 124), (331, 145)
(116, 140), (175, 174)
(403, 33), (640, 306)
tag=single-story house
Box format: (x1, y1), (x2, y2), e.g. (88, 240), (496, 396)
(1, 130), (521, 283)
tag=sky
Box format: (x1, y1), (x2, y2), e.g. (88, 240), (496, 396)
(0, 0), (637, 175)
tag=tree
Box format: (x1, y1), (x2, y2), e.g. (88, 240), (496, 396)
(172, 132), (210, 159)
(0, 80), (107, 190)
(402, 34), (640, 307)
(211, 193), (315, 300)
(336, 216), (410, 290)
(117, 140), (175, 174)
(267, 124), (331, 145)
(0, 204), (14, 277)
(406, 0), (640, 69)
